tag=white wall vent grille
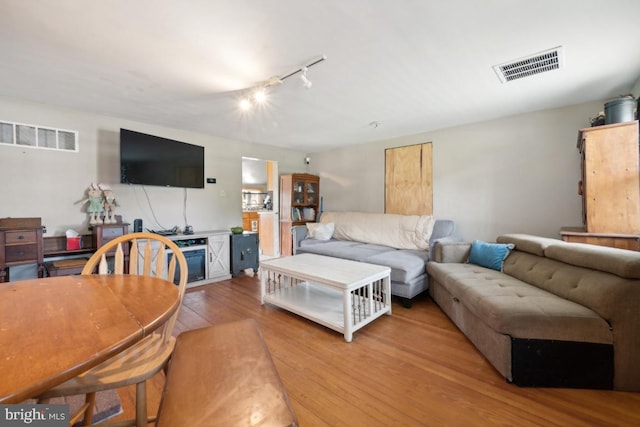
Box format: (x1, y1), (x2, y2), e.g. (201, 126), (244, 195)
(493, 46), (563, 83)
(0, 120), (78, 152)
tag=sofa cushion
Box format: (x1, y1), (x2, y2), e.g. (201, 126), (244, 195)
(496, 234), (559, 257)
(544, 241), (640, 279)
(503, 250), (640, 323)
(320, 211), (435, 250)
(364, 249), (429, 283)
(299, 240), (427, 283)
(468, 240), (514, 271)
(306, 222), (334, 241)
(297, 241), (392, 262)
(427, 262), (613, 344)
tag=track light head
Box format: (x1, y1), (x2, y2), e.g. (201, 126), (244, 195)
(267, 76), (283, 87)
(300, 67), (312, 89)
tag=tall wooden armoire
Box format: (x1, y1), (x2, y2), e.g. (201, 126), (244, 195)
(561, 121), (640, 249)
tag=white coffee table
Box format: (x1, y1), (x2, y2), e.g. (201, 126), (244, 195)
(260, 253), (392, 342)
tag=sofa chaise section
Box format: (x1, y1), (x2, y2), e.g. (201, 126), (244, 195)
(427, 234), (640, 391)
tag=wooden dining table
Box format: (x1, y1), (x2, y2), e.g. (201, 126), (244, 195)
(0, 274), (180, 404)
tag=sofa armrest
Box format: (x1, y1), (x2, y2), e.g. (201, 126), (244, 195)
(433, 242), (471, 263)
(429, 235), (462, 256)
(291, 225), (308, 255)
(428, 219), (462, 253)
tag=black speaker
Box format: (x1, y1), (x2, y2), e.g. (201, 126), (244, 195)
(134, 218), (143, 232)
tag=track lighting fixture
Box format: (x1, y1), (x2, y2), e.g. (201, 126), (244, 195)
(238, 55), (326, 111)
(300, 67), (312, 89)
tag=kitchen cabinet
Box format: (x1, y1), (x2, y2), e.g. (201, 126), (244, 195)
(242, 211), (259, 232)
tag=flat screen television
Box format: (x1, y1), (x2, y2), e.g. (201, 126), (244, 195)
(120, 128), (205, 188)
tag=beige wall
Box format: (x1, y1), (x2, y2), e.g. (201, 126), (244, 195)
(310, 100), (603, 241)
(0, 95), (607, 248)
(0, 96), (306, 237)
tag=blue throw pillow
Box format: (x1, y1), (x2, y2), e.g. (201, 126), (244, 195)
(468, 240), (515, 271)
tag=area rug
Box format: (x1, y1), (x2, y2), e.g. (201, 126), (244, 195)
(26, 389), (123, 425)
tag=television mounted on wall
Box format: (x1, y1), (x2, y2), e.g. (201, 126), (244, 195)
(120, 128), (205, 189)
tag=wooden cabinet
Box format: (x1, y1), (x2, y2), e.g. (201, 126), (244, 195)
(0, 226), (44, 282)
(93, 223), (129, 253)
(91, 223), (129, 273)
(578, 121), (640, 234)
(242, 211), (259, 232)
(563, 121), (640, 249)
(280, 173), (320, 256)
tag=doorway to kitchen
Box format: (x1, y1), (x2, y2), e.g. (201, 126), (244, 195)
(242, 157), (280, 260)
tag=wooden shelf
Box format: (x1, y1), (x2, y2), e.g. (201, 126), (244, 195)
(560, 227), (640, 251)
(43, 234), (95, 256)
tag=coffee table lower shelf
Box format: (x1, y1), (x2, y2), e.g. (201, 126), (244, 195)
(263, 280), (390, 342)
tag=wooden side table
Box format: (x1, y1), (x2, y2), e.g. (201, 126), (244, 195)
(91, 223), (130, 273)
(92, 223), (129, 251)
(0, 226), (44, 283)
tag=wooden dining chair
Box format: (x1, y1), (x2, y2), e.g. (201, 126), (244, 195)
(36, 232), (188, 427)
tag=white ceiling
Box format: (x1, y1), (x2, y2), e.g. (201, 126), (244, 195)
(1, 0), (640, 153)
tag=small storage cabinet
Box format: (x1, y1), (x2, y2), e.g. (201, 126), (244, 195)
(206, 231), (232, 282)
(230, 232), (259, 277)
(92, 223), (130, 272)
(0, 223), (44, 282)
(92, 223), (129, 251)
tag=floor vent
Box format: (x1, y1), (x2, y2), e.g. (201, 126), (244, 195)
(493, 46), (563, 83)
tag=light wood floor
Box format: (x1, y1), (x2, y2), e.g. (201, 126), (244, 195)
(114, 274), (640, 426)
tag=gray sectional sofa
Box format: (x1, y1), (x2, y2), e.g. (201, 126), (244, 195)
(291, 211), (457, 305)
(427, 234), (640, 391)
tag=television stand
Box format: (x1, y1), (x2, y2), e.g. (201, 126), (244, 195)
(164, 230), (232, 287)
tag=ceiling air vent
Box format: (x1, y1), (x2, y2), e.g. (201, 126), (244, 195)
(493, 46), (563, 83)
